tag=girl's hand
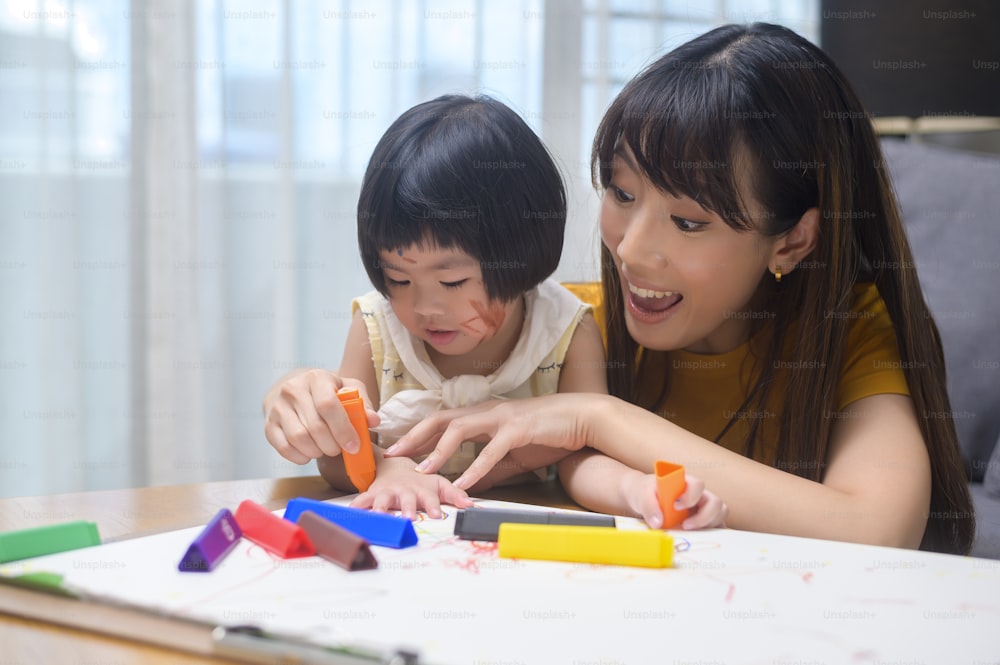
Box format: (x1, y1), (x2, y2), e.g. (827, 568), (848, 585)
(263, 369), (379, 464)
(384, 394), (600, 490)
(350, 458), (474, 520)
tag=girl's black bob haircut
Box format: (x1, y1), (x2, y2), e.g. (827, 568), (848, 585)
(357, 94), (567, 303)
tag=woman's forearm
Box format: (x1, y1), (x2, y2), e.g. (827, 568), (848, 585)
(585, 395), (922, 548)
(557, 449), (646, 519)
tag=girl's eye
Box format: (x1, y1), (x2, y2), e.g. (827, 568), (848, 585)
(386, 277), (409, 287)
(610, 185), (634, 204)
(441, 279), (467, 289)
(671, 215), (706, 232)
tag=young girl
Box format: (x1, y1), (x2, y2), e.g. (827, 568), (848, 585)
(262, 94), (727, 528)
(386, 25), (975, 554)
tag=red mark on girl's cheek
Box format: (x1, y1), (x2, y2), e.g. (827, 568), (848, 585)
(463, 300), (506, 337)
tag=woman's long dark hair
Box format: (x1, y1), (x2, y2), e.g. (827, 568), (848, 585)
(593, 23), (973, 554)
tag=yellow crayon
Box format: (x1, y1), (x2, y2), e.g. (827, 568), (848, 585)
(498, 524), (673, 568)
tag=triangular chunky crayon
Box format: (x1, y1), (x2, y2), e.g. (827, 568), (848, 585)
(0, 521), (101, 563)
(283, 498), (417, 549)
(296, 511), (378, 571)
(235, 500), (315, 558)
(178, 508), (243, 572)
(655, 461), (689, 529)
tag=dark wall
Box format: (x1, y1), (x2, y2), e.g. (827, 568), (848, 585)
(820, 1), (1000, 116)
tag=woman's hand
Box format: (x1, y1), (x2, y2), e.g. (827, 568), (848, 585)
(384, 394), (606, 490)
(263, 369), (379, 464)
(623, 472), (728, 530)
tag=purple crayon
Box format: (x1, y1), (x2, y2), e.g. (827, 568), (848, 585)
(178, 508), (243, 572)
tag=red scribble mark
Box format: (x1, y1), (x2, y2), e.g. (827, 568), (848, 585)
(465, 300), (506, 337)
(724, 583), (735, 602)
(445, 558), (483, 575)
(801, 572), (813, 583)
(469, 541), (499, 555)
(441, 540), (499, 575)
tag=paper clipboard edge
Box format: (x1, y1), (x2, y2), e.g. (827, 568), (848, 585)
(213, 625), (422, 664)
(0, 575), (217, 656)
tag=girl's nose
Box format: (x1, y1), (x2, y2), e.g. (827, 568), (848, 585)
(412, 287), (444, 317)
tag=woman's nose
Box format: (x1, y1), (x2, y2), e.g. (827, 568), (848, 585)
(616, 208), (668, 270)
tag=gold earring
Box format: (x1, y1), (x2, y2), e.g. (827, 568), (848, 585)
(775, 267), (782, 283)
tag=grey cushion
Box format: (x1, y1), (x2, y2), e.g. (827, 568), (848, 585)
(985, 434), (1000, 498)
(881, 139), (1000, 481)
(970, 482), (1000, 559)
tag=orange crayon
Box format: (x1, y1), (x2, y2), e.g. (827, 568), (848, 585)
(337, 388), (377, 492)
(655, 460), (688, 529)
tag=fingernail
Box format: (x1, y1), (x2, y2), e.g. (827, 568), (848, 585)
(385, 444), (399, 455)
(343, 439), (359, 454)
(453, 476), (470, 490)
(649, 514), (662, 529)
(414, 460), (429, 472)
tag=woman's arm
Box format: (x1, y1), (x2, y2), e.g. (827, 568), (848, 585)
(588, 393), (930, 547)
(468, 312), (608, 490)
(388, 391), (930, 547)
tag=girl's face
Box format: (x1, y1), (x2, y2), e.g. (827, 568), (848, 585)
(600, 146), (778, 354)
(379, 243), (521, 359)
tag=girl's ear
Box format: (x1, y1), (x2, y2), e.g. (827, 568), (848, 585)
(768, 207), (819, 278)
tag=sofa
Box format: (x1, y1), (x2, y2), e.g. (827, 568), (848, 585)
(880, 137), (1000, 558)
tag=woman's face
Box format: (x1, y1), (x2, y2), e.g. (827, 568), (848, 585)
(600, 145), (778, 354)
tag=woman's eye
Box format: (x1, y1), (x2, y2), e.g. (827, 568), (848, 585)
(441, 279), (468, 289)
(671, 215), (705, 232)
(610, 185), (634, 203)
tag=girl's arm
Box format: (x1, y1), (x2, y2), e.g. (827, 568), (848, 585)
(264, 310), (380, 482)
(555, 313), (608, 395)
(328, 311), (473, 516)
(389, 391), (930, 547)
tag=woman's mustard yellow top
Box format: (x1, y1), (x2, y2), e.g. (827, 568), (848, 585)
(564, 281), (910, 463)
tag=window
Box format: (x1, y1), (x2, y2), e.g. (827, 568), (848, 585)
(0, 0), (820, 497)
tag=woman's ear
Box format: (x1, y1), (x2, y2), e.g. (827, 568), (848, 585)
(768, 207), (819, 278)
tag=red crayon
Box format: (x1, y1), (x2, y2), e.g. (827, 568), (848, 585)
(337, 388), (377, 492)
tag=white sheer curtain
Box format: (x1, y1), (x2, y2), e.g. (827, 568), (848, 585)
(0, 0), (552, 497)
(0, 0), (817, 498)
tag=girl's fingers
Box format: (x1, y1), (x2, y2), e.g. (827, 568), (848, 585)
(349, 490), (375, 510)
(398, 491), (419, 520)
(264, 417), (313, 464)
(309, 377), (359, 455)
(371, 490), (399, 514)
(274, 406), (327, 460)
